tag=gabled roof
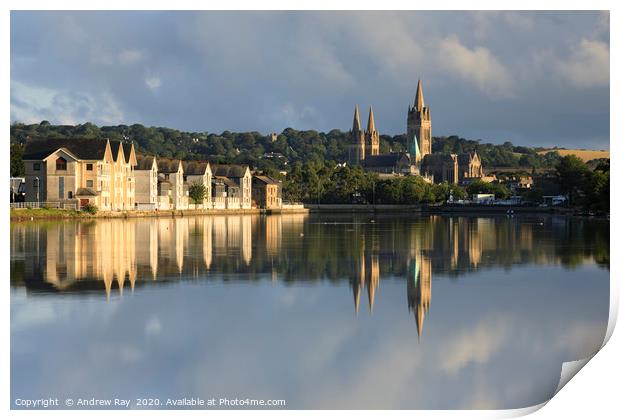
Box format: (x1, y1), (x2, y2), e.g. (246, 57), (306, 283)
(253, 175), (281, 185)
(183, 161), (211, 176)
(211, 164), (249, 178)
(363, 153), (410, 168)
(136, 155), (156, 170)
(75, 187), (99, 197)
(22, 138), (110, 161)
(157, 158), (182, 173)
(457, 153), (474, 165)
(122, 143), (137, 165)
(109, 140), (124, 160)
(422, 153), (457, 166)
(213, 176), (239, 188)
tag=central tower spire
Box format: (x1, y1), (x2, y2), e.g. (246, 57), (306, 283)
(413, 79), (425, 110)
(407, 78), (432, 159)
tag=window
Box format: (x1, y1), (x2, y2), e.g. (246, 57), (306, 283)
(33, 178), (39, 188)
(68, 191), (73, 199)
(86, 180), (94, 188)
(86, 163), (93, 171)
(56, 157), (67, 171)
(58, 177), (65, 199)
(33, 163), (41, 171)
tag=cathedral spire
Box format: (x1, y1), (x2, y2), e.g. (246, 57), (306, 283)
(352, 105), (362, 132)
(367, 107), (376, 133)
(413, 79), (425, 110)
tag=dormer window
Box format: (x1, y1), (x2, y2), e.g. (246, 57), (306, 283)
(56, 157), (67, 171)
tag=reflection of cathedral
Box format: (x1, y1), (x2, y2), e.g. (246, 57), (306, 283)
(351, 253), (380, 313)
(13, 214), (540, 331)
(407, 254), (432, 339)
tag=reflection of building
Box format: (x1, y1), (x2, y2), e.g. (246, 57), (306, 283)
(350, 236), (381, 313)
(407, 253), (432, 339)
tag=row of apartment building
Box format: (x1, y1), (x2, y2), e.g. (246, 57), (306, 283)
(21, 138), (282, 211)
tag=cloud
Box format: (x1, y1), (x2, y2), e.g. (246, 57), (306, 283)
(439, 316), (511, 374)
(145, 315), (162, 336)
(144, 75), (162, 91)
(438, 35), (514, 99)
(118, 49), (145, 65)
(9, 11), (609, 147)
(11, 80), (124, 125)
(556, 39), (610, 88)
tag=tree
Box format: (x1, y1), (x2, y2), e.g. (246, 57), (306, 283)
(188, 183), (206, 205)
(556, 155), (589, 205)
(466, 179), (510, 200)
(10, 143), (25, 177)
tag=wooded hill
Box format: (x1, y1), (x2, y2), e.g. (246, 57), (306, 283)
(10, 121), (578, 177)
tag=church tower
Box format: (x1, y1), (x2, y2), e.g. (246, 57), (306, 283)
(365, 107), (380, 157)
(348, 105), (365, 165)
(407, 79), (432, 159)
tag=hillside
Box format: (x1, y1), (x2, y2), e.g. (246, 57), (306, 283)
(537, 148), (610, 161)
(9, 121), (604, 177)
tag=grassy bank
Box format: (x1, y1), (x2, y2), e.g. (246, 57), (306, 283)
(10, 207), (308, 221)
(11, 207), (90, 220)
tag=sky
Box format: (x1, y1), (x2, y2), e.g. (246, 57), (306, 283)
(10, 11), (610, 149)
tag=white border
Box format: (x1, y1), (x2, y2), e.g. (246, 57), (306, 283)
(2, 2), (616, 420)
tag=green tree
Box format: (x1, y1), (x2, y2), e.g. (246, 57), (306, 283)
(188, 183), (206, 204)
(10, 143), (25, 177)
(556, 155), (589, 205)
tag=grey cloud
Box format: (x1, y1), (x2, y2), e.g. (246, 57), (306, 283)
(10, 11), (609, 148)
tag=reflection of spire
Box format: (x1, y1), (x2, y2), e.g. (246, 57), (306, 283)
(199, 217), (212, 270)
(367, 255), (380, 312)
(241, 215), (252, 265)
(352, 256), (365, 313)
(350, 233), (381, 313)
(407, 253), (432, 340)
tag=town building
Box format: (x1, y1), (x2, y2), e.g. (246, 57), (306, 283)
(135, 155), (158, 209)
(183, 161), (213, 208)
(211, 164), (252, 209)
(252, 175), (282, 209)
(157, 158), (187, 210)
(21, 138), (138, 210)
(110, 141), (137, 210)
(10, 177), (25, 202)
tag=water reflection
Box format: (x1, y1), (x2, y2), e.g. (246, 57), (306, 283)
(10, 214), (610, 409)
(11, 214), (609, 339)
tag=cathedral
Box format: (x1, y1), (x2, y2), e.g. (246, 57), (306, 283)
(347, 79), (483, 184)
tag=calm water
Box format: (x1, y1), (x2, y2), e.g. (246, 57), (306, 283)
(10, 214), (609, 409)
